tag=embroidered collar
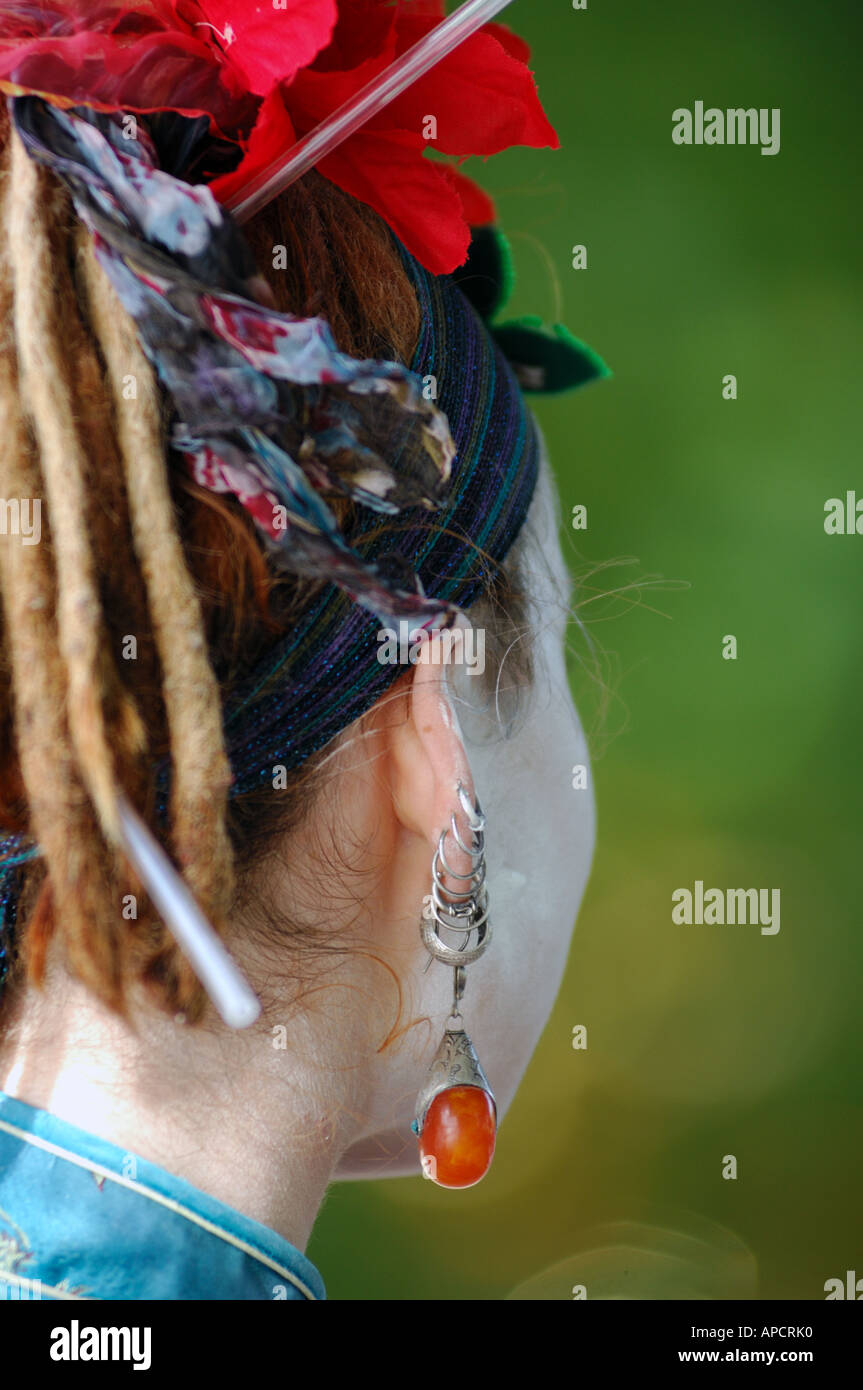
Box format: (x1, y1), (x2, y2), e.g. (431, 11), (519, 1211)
(0, 1091), (325, 1301)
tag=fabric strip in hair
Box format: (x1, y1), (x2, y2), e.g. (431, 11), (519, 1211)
(11, 95), (459, 626)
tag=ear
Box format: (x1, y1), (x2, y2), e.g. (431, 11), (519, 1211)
(386, 625), (478, 878)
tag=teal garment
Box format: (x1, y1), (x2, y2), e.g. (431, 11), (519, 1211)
(0, 1092), (325, 1301)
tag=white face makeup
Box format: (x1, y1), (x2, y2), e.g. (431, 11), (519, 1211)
(336, 438), (596, 1178)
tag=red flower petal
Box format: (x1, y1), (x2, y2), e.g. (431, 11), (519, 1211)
(401, 1), (446, 14)
(209, 84), (296, 206)
(318, 128), (471, 275)
(389, 19), (559, 156)
(192, 0), (337, 94)
(0, 1), (256, 137)
(309, 0), (397, 72)
(285, 44), (395, 133)
(211, 81), (475, 272)
(442, 164), (496, 228)
(482, 22), (531, 65)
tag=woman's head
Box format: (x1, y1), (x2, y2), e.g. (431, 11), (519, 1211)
(0, 108), (594, 1193)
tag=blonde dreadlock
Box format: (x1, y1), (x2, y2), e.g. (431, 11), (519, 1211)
(0, 118), (234, 1019)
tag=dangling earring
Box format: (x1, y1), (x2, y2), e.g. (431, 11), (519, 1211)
(412, 781), (497, 1188)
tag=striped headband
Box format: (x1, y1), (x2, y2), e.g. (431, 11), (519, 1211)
(223, 239), (542, 792)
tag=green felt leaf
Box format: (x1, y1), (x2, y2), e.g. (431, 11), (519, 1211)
(491, 316), (612, 394)
(451, 225), (515, 322)
(452, 227), (611, 394)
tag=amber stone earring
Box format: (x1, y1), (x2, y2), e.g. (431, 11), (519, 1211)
(412, 782), (496, 1187)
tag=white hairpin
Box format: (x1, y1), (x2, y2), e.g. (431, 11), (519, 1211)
(116, 796), (260, 1030)
(227, 0), (518, 223)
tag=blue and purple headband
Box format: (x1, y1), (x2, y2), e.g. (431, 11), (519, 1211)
(0, 1), (608, 1021)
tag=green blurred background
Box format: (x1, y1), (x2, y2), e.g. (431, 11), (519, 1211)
(308, 0), (863, 1298)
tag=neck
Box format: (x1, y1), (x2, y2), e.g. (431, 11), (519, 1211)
(0, 953), (375, 1253)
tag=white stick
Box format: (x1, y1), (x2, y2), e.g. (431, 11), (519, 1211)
(228, 0), (518, 222)
(116, 796), (260, 1030)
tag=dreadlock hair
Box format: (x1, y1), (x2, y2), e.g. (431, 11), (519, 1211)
(0, 104), (533, 1029)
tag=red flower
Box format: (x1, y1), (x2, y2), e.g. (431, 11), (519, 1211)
(210, 1), (558, 272)
(185, 1), (338, 94)
(0, 0), (558, 274)
(0, 2), (255, 133)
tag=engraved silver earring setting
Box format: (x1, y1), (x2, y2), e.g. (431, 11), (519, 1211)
(412, 781), (497, 1188)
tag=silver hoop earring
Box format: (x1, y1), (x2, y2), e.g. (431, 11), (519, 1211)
(412, 781), (497, 1188)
